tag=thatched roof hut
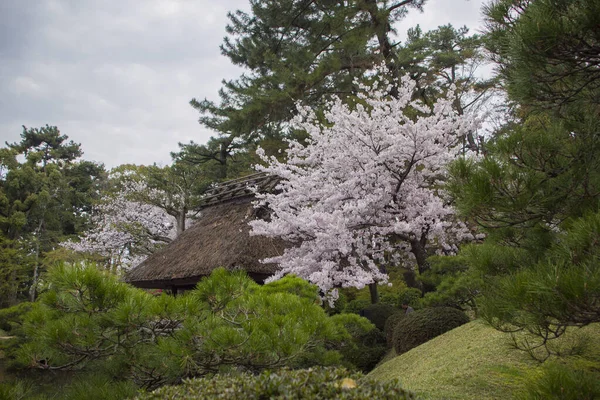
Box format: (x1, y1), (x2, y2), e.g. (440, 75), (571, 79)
(124, 173), (285, 292)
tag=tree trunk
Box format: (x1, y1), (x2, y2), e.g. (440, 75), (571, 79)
(368, 283), (380, 304)
(410, 237), (436, 295)
(410, 238), (430, 275)
(29, 220), (46, 302)
(29, 236), (41, 302)
(362, 0), (405, 98)
(218, 141), (229, 180)
(176, 211), (186, 237)
(29, 264), (39, 302)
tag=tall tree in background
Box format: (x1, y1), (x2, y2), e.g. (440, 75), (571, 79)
(186, 0), (427, 175)
(62, 183), (176, 273)
(186, 1), (495, 176)
(396, 24), (496, 151)
(171, 137), (254, 181)
(65, 159), (209, 271)
(0, 126), (105, 305)
(251, 71), (476, 304)
(113, 162), (209, 235)
(450, 0), (600, 357)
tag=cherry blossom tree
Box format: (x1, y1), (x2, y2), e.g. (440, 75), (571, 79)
(62, 180), (176, 272)
(250, 73), (477, 303)
(111, 163), (207, 236)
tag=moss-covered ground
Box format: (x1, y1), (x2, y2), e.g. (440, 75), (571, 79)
(367, 320), (600, 400)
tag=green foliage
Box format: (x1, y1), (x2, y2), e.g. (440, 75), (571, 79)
(396, 24), (494, 150)
(111, 161), (209, 235)
(395, 287), (422, 309)
(360, 303), (400, 331)
(172, 139), (256, 182)
(479, 212), (600, 359)
(484, 0), (600, 113)
(0, 302), (32, 333)
(384, 313), (406, 348)
(393, 307), (470, 355)
(452, 4), (600, 349)
(188, 1), (437, 176)
(6, 125), (81, 167)
(259, 274), (320, 302)
(421, 254), (482, 312)
(0, 235), (31, 308)
(12, 264), (357, 391)
(0, 125), (105, 304)
(343, 268), (413, 307)
(57, 374), (139, 400)
(520, 361), (600, 400)
(137, 367), (417, 400)
(0, 381), (36, 400)
(330, 313), (387, 372)
(0, 302), (33, 368)
(344, 299), (372, 315)
(197, 0), (421, 132)
(449, 114), (600, 353)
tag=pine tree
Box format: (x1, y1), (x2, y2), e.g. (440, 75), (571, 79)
(185, 0), (427, 174)
(0, 126), (105, 304)
(450, 0), (600, 356)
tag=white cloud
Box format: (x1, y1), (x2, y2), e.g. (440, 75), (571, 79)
(11, 76), (46, 97)
(0, 0), (486, 169)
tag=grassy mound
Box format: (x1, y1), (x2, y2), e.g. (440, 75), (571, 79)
(369, 320), (600, 400)
(370, 320), (530, 399)
(393, 307), (469, 355)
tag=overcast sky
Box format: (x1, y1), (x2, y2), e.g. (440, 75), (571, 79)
(0, 0), (486, 169)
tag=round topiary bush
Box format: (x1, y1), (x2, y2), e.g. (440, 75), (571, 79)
(360, 303), (399, 331)
(393, 307), (469, 355)
(136, 367), (418, 400)
(384, 312), (405, 348)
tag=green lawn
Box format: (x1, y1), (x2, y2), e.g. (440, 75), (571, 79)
(367, 320), (599, 400)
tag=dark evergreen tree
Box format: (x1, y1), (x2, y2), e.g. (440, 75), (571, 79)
(194, 0), (426, 137)
(186, 1), (495, 179)
(396, 24), (496, 151)
(0, 126), (106, 305)
(185, 0), (427, 175)
(449, 0), (600, 358)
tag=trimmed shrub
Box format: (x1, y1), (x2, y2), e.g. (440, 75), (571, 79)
(393, 307), (469, 355)
(360, 303), (399, 331)
(384, 312), (405, 348)
(351, 328), (387, 372)
(344, 299), (371, 315)
(330, 313), (387, 372)
(136, 367), (417, 399)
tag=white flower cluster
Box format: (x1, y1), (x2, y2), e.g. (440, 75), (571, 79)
(251, 71), (477, 301)
(62, 181), (176, 271)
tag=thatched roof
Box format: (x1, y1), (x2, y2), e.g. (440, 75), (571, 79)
(124, 173), (286, 290)
(196, 172), (280, 209)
